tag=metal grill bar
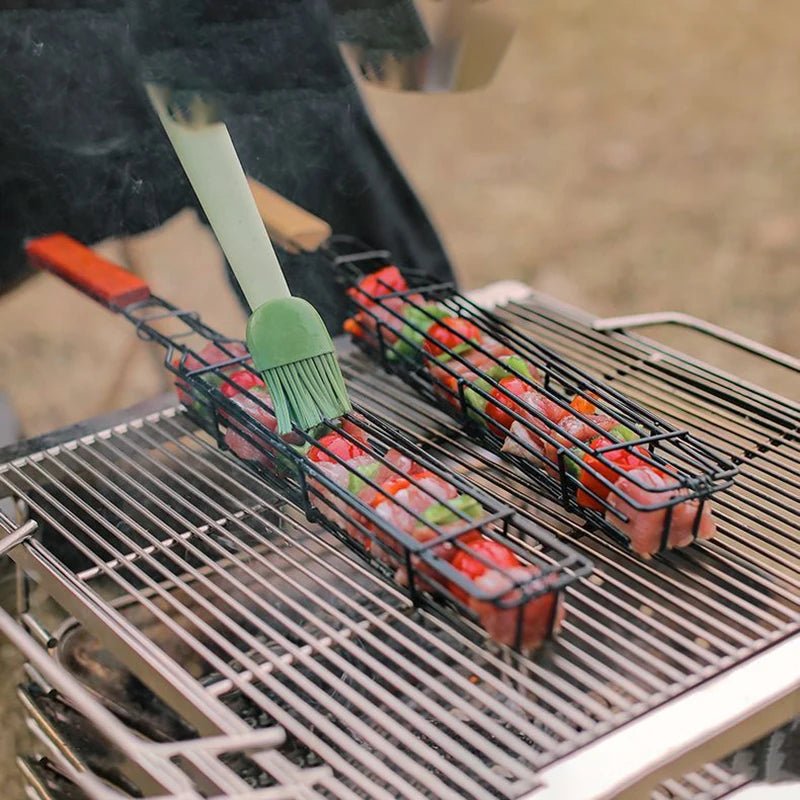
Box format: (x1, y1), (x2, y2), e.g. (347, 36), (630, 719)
(9, 467), (473, 799)
(126, 425), (585, 742)
(0, 602), (330, 800)
(342, 373), (770, 649)
(516, 304), (800, 437)
(116, 426), (571, 751)
(135, 423), (595, 737)
(501, 302), (799, 445)
(61, 442), (535, 797)
(15, 653), (755, 800)
(651, 759), (750, 800)
(496, 302), (800, 576)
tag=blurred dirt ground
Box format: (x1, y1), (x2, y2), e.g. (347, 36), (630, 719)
(0, 0), (799, 794)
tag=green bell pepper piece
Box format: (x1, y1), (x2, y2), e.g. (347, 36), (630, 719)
(564, 446), (587, 479)
(486, 355), (533, 381)
(421, 494), (485, 526)
(389, 304), (450, 361)
(347, 460), (382, 494)
(435, 341), (476, 364)
(272, 439), (311, 477)
(463, 356), (534, 415)
(463, 376), (492, 413)
(609, 423), (639, 442)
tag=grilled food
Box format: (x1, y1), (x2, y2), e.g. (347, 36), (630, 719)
(171, 346), (563, 650)
(344, 268), (717, 558)
(306, 427), (560, 649)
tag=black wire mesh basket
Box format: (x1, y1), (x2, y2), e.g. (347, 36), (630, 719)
(326, 237), (739, 558)
(106, 290), (592, 652)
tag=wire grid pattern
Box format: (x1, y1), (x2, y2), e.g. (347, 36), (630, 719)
(651, 760), (750, 800)
(0, 299), (797, 798)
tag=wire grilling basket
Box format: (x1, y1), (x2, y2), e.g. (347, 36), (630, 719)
(27, 234), (591, 652)
(137, 307), (594, 650)
(327, 237), (739, 557)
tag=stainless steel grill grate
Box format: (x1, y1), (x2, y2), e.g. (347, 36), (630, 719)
(650, 761), (749, 800)
(1, 291), (798, 799)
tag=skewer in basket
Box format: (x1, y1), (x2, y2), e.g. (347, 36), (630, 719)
(335, 255), (738, 557)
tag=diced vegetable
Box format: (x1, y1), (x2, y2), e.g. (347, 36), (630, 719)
(564, 446), (587, 479)
(608, 423), (639, 442)
(389, 304), (450, 361)
(421, 495), (485, 526)
(487, 355), (533, 381)
(220, 369), (265, 398)
(570, 394), (596, 414)
(308, 432), (368, 464)
(272, 439), (312, 476)
(450, 539), (521, 602)
(465, 356), (536, 414)
(370, 476), (411, 507)
(463, 376), (492, 413)
(423, 318), (483, 360)
(347, 265), (408, 307)
(576, 437), (655, 510)
(485, 376), (530, 432)
(343, 317), (364, 337)
(347, 460), (381, 494)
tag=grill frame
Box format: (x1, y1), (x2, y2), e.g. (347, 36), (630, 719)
(0, 596), (327, 799)
(10, 651), (755, 800)
(0, 282), (798, 799)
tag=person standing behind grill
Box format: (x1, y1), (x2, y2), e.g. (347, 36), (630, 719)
(0, 0), (455, 333)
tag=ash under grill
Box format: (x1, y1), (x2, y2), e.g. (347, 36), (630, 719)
(2, 292), (798, 799)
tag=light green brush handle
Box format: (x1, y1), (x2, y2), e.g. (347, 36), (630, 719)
(146, 85), (289, 311)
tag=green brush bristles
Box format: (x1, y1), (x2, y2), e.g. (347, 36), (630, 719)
(246, 296), (352, 433)
(263, 352), (352, 434)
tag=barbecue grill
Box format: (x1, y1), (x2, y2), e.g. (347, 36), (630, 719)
(0, 258), (798, 798)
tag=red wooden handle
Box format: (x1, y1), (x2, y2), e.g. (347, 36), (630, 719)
(25, 234), (151, 308)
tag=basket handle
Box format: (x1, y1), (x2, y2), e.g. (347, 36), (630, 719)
(246, 178), (332, 254)
(593, 311), (800, 373)
(26, 234), (151, 309)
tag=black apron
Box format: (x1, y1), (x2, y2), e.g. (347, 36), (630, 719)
(0, 0), (453, 332)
